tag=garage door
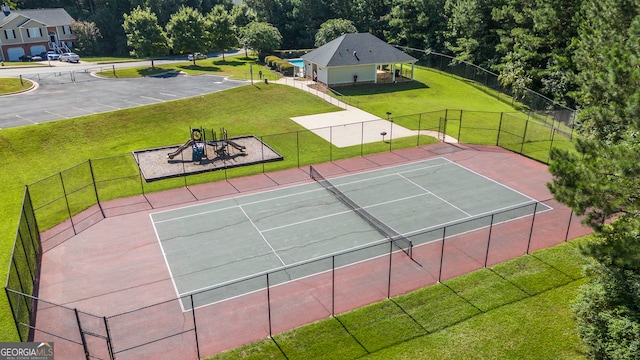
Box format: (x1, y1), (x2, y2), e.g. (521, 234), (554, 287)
(7, 47), (25, 61)
(30, 45), (46, 56)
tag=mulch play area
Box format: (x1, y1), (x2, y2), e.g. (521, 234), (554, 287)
(133, 135), (283, 181)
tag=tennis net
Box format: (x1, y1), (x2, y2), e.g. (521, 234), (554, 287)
(309, 165), (413, 258)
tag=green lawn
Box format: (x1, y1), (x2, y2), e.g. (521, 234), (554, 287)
(96, 54), (275, 81)
(0, 57), (580, 360)
(0, 77), (33, 94)
(207, 240), (589, 360)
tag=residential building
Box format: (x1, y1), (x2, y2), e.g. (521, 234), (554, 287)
(0, 5), (76, 61)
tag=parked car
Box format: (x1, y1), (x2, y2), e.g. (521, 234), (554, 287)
(18, 55), (32, 62)
(46, 51), (60, 60)
(60, 52), (80, 63)
(31, 55), (42, 61)
(187, 52), (207, 60)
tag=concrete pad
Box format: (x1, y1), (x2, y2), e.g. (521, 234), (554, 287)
(291, 109), (417, 148)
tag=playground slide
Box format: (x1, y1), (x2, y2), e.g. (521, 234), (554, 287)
(167, 139), (195, 159)
(226, 140), (246, 152)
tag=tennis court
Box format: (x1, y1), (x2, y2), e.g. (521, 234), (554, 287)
(151, 157), (549, 310)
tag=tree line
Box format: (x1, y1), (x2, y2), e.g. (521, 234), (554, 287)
(13, 0), (640, 357)
(8, 0), (579, 109)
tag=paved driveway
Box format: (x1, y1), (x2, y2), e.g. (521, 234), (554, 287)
(0, 71), (246, 129)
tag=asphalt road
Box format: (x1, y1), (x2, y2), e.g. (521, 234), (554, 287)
(0, 52), (247, 129)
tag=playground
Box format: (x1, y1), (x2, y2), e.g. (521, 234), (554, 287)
(134, 128), (284, 181)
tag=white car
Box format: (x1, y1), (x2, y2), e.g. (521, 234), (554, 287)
(46, 51), (60, 60)
(187, 52), (207, 60)
(60, 52), (80, 63)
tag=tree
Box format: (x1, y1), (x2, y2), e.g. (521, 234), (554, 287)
(123, 6), (169, 59)
(70, 21), (103, 55)
(572, 0), (640, 141)
(443, 0), (499, 67)
(385, 0), (446, 52)
(290, 0), (334, 48)
(350, 0), (393, 38)
(166, 6), (209, 63)
(243, 0), (295, 47)
(230, 2), (257, 29)
(206, 5), (237, 59)
(548, 0), (640, 357)
(239, 21), (282, 58)
(314, 18), (357, 47)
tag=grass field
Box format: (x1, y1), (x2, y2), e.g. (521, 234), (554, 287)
(0, 56), (584, 358)
(0, 77), (33, 94)
(95, 55), (272, 81)
(207, 239), (588, 360)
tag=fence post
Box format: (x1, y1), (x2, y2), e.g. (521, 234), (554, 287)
(417, 113), (422, 147)
(438, 227), (447, 282)
(296, 132), (300, 169)
(526, 202), (539, 254)
(331, 255), (335, 316)
(25, 187), (41, 249)
(103, 316), (115, 360)
(261, 135), (265, 174)
(88, 160), (106, 218)
(457, 110), (463, 142)
(496, 112), (504, 146)
(565, 210), (574, 242)
(5, 288), (24, 342)
(59, 172), (77, 235)
(360, 121), (364, 157)
(484, 215), (495, 267)
(190, 295), (201, 360)
(389, 120), (394, 152)
(74, 309), (90, 360)
(329, 126), (333, 161)
(547, 129), (557, 164)
(387, 241), (393, 298)
(112, 65), (116, 77)
(520, 119), (530, 155)
(266, 273), (272, 336)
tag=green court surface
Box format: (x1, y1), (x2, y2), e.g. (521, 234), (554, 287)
(151, 158), (548, 310)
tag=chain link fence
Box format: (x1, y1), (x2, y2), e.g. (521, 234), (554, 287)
(396, 47), (576, 132)
(6, 109), (585, 359)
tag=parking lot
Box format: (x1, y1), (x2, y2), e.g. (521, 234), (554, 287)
(0, 71), (246, 129)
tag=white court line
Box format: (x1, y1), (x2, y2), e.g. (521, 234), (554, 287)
(152, 185), (327, 222)
(237, 205), (287, 267)
(159, 92), (178, 97)
(403, 199), (548, 237)
(150, 157), (450, 219)
(442, 158), (542, 203)
(150, 213), (187, 312)
(398, 173), (472, 217)
(151, 156), (551, 311)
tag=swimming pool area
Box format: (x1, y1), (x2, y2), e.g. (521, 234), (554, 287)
(287, 59), (304, 68)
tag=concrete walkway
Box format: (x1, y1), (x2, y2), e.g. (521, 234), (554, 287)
(274, 77), (457, 147)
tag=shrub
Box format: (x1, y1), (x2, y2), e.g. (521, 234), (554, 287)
(278, 62), (294, 76)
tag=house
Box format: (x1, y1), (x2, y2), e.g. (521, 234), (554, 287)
(301, 33), (417, 87)
(0, 5), (76, 61)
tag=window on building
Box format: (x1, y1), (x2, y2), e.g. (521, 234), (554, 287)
(27, 27), (42, 38)
(5, 29), (15, 39)
(63, 25), (70, 35)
